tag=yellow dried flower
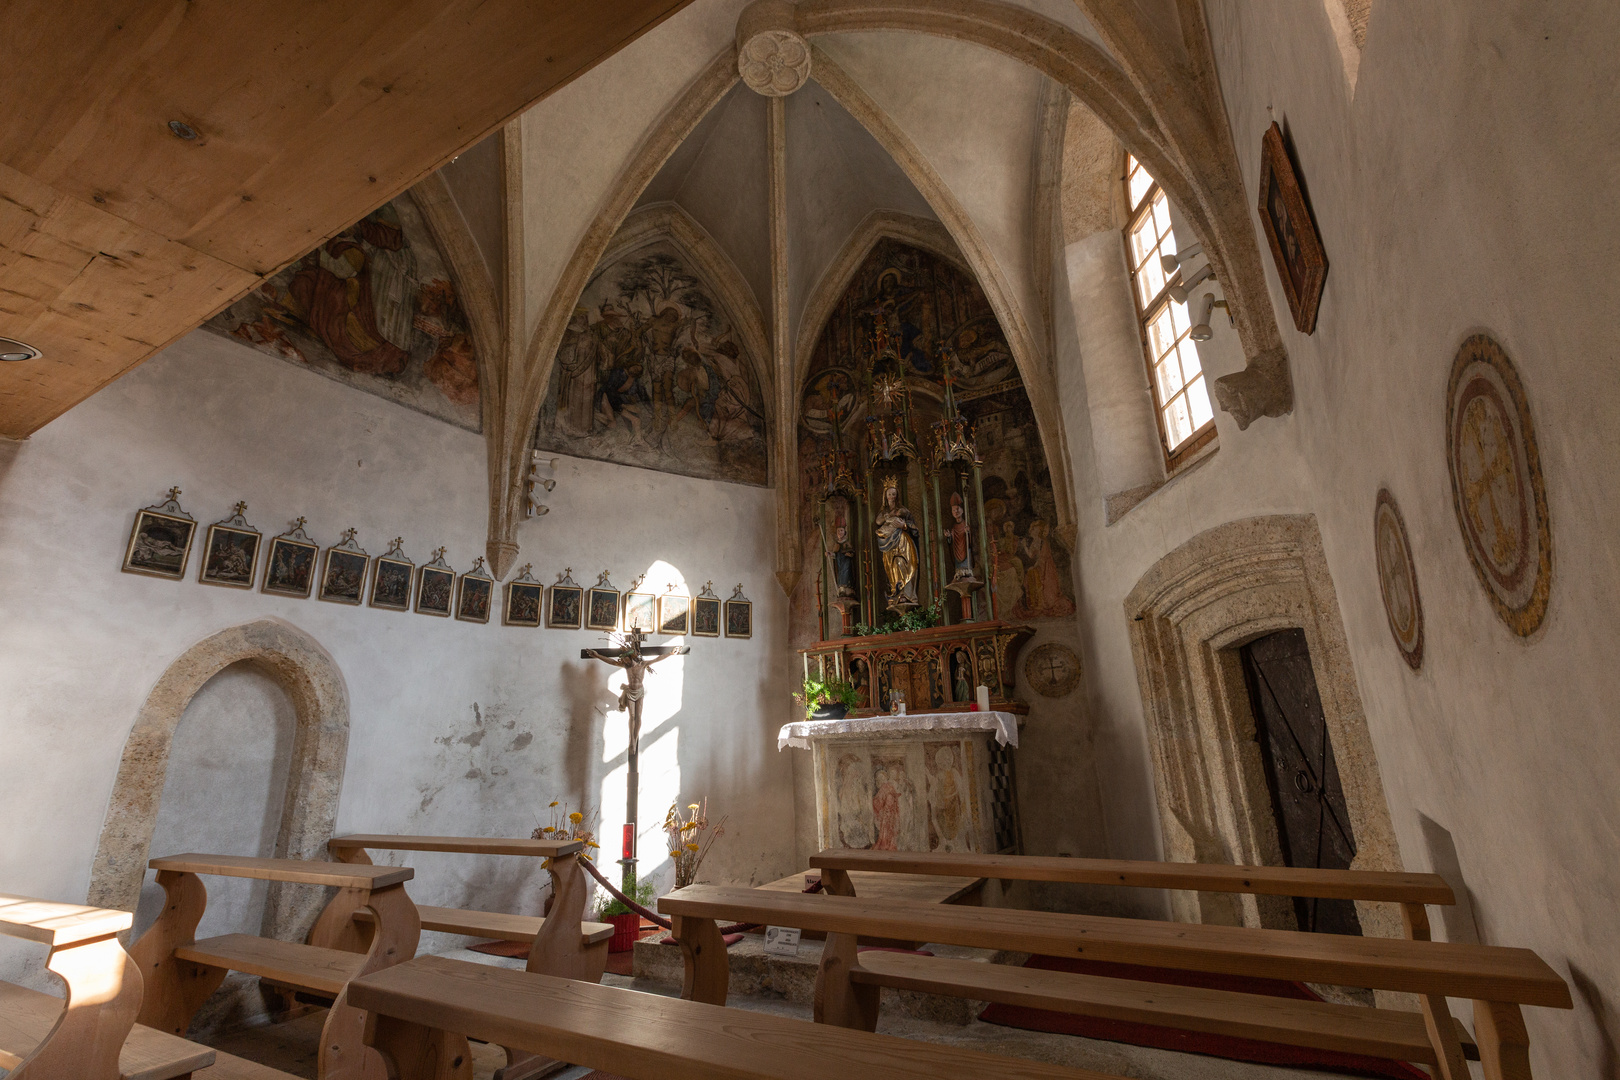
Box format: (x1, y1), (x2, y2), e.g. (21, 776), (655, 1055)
(688, 803), (699, 811)
(686, 842), (700, 851)
(569, 811), (584, 823)
(549, 801), (560, 807)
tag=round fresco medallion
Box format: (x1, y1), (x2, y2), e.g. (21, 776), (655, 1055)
(1445, 334), (1552, 636)
(1373, 489), (1423, 669)
(1025, 642), (1082, 698)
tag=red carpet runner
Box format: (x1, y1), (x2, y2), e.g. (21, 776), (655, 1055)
(978, 956), (1428, 1079)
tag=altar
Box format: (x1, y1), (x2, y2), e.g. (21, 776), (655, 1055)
(778, 711), (1022, 855)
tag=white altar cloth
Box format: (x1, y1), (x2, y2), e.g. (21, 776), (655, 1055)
(777, 710), (1019, 751)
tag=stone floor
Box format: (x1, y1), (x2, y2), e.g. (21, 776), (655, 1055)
(206, 945), (1364, 1080)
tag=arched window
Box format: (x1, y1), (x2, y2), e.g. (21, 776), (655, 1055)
(1124, 155), (1216, 468)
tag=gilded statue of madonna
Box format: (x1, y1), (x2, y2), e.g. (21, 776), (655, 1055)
(874, 475), (920, 611)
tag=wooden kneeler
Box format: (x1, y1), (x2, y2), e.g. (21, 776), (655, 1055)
(130, 854), (420, 1080)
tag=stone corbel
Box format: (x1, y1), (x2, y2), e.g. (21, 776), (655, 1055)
(1213, 345), (1292, 430)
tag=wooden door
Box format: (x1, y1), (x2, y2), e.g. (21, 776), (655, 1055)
(1238, 629), (1363, 936)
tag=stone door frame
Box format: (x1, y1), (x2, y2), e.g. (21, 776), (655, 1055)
(1123, 515), (1404, 939)
(88, 618), (349, 940)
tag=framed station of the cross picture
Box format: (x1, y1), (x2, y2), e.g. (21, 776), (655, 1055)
(659, 593), (690, 636)
(624, 590), (657, 633)
(724, 597), (752, 639)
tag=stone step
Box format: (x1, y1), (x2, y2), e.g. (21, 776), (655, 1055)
(631, 929), (1016, 1025)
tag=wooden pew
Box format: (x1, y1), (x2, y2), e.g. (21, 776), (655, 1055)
(320, 835), (611, 1080)
(347, 952), (1123, 1080)
(809, 848), (1470, 1060)
(0, 894), (207, 1080)
(658, 884), (1573, 1080)
(320, 835), (611, 982)
(130, 855), (419, 1080)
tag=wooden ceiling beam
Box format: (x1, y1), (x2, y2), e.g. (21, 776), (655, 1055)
(0, 0), (695, 438)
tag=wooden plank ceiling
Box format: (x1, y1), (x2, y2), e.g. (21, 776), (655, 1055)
(0, 0), (694, 440)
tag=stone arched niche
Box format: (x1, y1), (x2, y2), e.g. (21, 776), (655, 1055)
(1123, 515), (1404, 941)
(88, 619), (349, 940)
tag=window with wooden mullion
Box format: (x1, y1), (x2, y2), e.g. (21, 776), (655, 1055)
(1125, 156), (1216, 467)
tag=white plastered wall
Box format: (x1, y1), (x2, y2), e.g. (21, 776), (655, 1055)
(1053, 0), (1620, 1068)
(0, 330), (797, 988)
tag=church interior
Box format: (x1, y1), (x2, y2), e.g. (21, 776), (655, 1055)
(2, 2), (1615, 1078)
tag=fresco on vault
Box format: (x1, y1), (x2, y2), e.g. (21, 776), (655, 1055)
(206, 194), (482, 431)
(533, 240), (768, 487)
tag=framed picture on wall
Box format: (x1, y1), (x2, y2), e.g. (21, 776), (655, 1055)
(586, 572), (620, 632)
(369, 538), (414, 611)
(317, 529), (368, 605)
(504, 564), (543, 627)
(121, 488), (197, 580)
(262, 518), (318, 598)
(415, 548), (455, 616)
(692, 582), (721, 638)
(547, 568), (583, 629)
(724, 583), (753, 639)
(198, 502), (261, 589)
(623, 589), (657, 633)
(1257, 121), (1328, 335)
(456, 558), (494, 624)
(659, 592), (690, 636)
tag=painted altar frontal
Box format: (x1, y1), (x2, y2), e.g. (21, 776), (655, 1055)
(779, 712), (1022, 855)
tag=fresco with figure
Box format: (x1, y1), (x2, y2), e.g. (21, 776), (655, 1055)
(206, 194), (482, 431)
(794, 238), (1075, 637)
(533, 240), (769, 486)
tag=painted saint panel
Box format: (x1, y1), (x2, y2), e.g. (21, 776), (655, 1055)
(796, 239), (1076, 627)
(533, 241), (768, 486)
(206, 194), (482, 431)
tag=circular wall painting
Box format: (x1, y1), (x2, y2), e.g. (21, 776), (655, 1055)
(1445, 334), (1552, 636)
(1374, 488), (1423, 669)
(1025, 642), (1082, 698)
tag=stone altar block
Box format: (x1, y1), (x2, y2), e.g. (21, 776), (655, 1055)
(778, 712), (1021, 854)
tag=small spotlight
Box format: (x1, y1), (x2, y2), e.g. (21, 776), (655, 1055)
(0, 337), (41, 362)
(168, 120), (199, 141)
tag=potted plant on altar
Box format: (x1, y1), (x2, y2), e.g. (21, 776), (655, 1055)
(798, 675), (860, 720)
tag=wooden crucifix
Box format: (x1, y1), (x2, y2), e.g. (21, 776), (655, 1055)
(581, 625), (689, 891)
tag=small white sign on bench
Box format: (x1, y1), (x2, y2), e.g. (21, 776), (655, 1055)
(763, 925), (801, 957)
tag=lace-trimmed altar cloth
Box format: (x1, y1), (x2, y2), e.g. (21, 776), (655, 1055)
(777, 710), (1019, 751)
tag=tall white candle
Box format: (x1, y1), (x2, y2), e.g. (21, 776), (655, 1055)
(976, 684), (991, 712)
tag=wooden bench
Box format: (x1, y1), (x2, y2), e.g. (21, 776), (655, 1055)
(130, 854), (419, 1080)
(659, 884), (1572, 1080)
(321, 835), (611, 1080)
(0, 893), (208, 1080)
(811, 848), (1473, 1054)
(347, 952), (1124, 1080)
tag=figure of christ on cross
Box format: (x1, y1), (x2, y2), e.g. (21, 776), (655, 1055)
(581, 625), (689, 891)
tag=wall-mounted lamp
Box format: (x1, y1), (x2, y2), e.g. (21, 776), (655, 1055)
(527, 451), (558, 517)
(1189, 292), (1232, 341)
(1168, 264), (1215, 305)
(1158, 242), (1203, 276)
(0, 337), (42, 362)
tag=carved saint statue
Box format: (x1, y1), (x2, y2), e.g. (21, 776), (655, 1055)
(831, 518), (858, 599)
(946, 491), (974, 581)
(874, 475), (920, 611)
